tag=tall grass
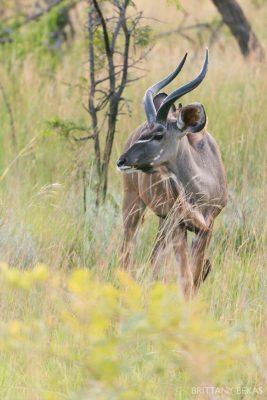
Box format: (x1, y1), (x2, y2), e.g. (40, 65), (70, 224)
(0, 0), (266, 398)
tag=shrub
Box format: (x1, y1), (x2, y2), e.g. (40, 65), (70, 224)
(0, 264), (249, 399)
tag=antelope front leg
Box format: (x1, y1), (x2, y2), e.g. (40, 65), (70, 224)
(151, 217), (170, 279)
(191, 221), (214, 293)
(121, 196), (146, 270)
(172, 225), (193, 301)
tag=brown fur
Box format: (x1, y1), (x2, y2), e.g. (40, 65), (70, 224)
(117, 53), (227, 299)
(118, 106), (227, 300)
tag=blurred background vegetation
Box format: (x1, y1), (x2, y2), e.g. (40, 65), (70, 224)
(0, 0), (266, 398)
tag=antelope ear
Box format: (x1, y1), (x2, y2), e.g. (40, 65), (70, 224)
(153, 92), (176, 113)
(177, 102), (206, 133)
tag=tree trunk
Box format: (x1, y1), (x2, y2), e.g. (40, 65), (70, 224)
(211, 0), (265, 61)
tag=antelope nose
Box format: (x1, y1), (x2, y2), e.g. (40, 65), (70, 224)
(117, 158), (126, 168)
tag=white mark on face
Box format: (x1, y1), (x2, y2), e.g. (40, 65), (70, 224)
(117, 165), (137, 174)
(150, 162), (154, 166)
(153, 154), (160, 161)
(160, 149), (164, 154)
(136, 138), (152, 144)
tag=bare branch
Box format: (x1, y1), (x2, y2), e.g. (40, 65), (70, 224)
(117, 7), (131, 98)
(110, 5), (124, 52)
(73, 134), (95, 141)
(208, 20), (224, 48)
(0, 83), (17, 151)
(91, 0), (116, 112)
(91, 0), (111, 57)
(88, 7), (101, 176)
(157, 22), (212, 39)
(87, 0), (152, 203)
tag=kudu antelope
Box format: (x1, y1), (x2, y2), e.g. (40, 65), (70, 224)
(117, 50), (227, 299)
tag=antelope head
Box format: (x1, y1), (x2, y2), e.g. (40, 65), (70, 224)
(117, 49), (208, 174)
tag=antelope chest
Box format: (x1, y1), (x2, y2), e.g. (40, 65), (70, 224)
(138, 172), (178, 218)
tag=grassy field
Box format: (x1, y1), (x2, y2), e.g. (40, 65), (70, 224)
(0, 0), (266, 398)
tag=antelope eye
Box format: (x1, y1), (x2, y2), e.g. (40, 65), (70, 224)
(154, 133), (164, 141)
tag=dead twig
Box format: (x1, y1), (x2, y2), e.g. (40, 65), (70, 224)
(0, 83), (17, 151)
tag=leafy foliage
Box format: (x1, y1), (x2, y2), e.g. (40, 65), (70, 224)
(133, 25), (153, 47)
(166, 0), (181, 10)
(45, 117), (88, 139)
(0, 1), (74, 61)
(0, 264), (250, 399)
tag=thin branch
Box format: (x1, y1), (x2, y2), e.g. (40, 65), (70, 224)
(179, 32), (196, 46)
(0, 83), (17, 151)
(117, 8), (130, 98)
(157, 22), (212, 38)
(96, 94), (111, 112)
(208, 20), (224, 48)
(110, 6), (124, 52)
(73, 134), (95, 141)
(91, 0), (111, 57)
(88, 6), (101, 176)
(91, 0), (116, 105)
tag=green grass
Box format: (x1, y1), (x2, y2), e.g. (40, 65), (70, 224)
(0, 0), (266, 398)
